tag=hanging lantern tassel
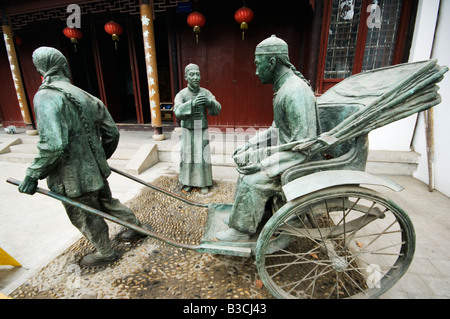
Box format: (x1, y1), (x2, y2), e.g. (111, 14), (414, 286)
(193, 25), (201, 43)
(240, 22), (248, 40)
(187, 11), (206, 44)
(112, 33), (119, 50)
(104, 21), (124, 50)
(234, 6), (254, 40)
(63, 27), (82, 52)
(71, 38), (78, 53)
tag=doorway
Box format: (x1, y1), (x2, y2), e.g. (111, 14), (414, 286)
(177, 0), (309, 130)
(92, 19), (137, 123)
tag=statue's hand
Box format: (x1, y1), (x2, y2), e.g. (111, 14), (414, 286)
(18, 175), (38, 195)
(233, 144), (245, 157)
(233, 142), (253, 157)
(236, 163), (261, 175)
(193, 94), (207, 108)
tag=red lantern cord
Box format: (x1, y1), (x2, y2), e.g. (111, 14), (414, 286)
(234, 6), (254, 40)
(104, 21), (124, 50)
(63, 27), (82, 52)
(187, 11), (206, 43)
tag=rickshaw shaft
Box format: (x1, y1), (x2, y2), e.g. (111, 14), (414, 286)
(6, 177), (202, 251)
(109, 167), (209, 208)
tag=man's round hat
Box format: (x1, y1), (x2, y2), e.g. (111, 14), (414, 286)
(255, 34), (289, 56)
(185, 63), (200, 73)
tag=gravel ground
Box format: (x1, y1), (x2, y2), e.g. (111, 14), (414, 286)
(10, 176), (273, 299)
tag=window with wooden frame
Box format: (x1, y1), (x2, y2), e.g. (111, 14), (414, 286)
(316, 0), (414, 95)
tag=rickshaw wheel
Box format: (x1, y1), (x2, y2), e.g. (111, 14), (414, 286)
(256, 185), (415, 299)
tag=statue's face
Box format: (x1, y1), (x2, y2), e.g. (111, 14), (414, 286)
(254, 55), (274, 84)
(185, 69), (201, 89)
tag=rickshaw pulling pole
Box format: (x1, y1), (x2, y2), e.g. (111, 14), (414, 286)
(5, 176), (204, 252)
(7, 169), (252, 257)
(109, 166), (209, 208)
(107, 168), (254, 257)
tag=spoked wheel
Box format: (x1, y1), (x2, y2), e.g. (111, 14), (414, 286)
(256, 186), (415, 299)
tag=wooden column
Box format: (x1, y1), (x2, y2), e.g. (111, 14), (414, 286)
(305, 0), (324, 92)
(140, 0), (164, 140)
(425, 109), (435, 192)
(2, 10), (37, 135)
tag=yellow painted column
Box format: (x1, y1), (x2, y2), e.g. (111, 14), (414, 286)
(140, 0), (165, 140)
(2, 24), (37, 135)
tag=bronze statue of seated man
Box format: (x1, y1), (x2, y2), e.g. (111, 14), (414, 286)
(215, 35), (319, 242)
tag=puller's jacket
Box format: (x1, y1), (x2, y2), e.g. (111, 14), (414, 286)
(26, 79), (119, 197)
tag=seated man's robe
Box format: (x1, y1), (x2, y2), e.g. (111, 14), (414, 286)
(229, 71), (317, 234)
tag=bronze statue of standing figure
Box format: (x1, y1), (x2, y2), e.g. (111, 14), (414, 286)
(174, 63), (221, 194)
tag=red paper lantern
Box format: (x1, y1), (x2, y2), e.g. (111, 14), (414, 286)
(63, 27), (82, 52)
(104, 21), (124, 49)
(234, 6), (254, 40)
(63, 27), (82, 44)
(187, 11), (205, 43)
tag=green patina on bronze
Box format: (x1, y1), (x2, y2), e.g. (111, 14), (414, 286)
(18, 46), (145, 267)
(174, 63), (221, 194)
(215, 35), (448, 242)
(215, 35), (319, 241)
(10, 37), (448, 299)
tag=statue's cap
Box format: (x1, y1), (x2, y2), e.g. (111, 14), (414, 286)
(32, 46), (68, 70)
(32, 46), (70, 81)
(255, 35), (289, 56)
(185, 63), (200, 73)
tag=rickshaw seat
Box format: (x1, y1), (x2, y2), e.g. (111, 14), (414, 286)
(280, 103), (369, 185)
(280, 59), (448, 186)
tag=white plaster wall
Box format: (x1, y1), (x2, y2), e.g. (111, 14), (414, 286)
(368, 0), (440, 152)
(413, 0), (450, 196)
(368, 0), (450, 198)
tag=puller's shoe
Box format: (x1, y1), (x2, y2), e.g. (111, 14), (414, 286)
(120, 228), (147, 242)
(80, 251), (118, 267)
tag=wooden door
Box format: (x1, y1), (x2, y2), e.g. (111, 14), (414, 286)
(9, 24), (62, 126)
(177, 0), (305, 130)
